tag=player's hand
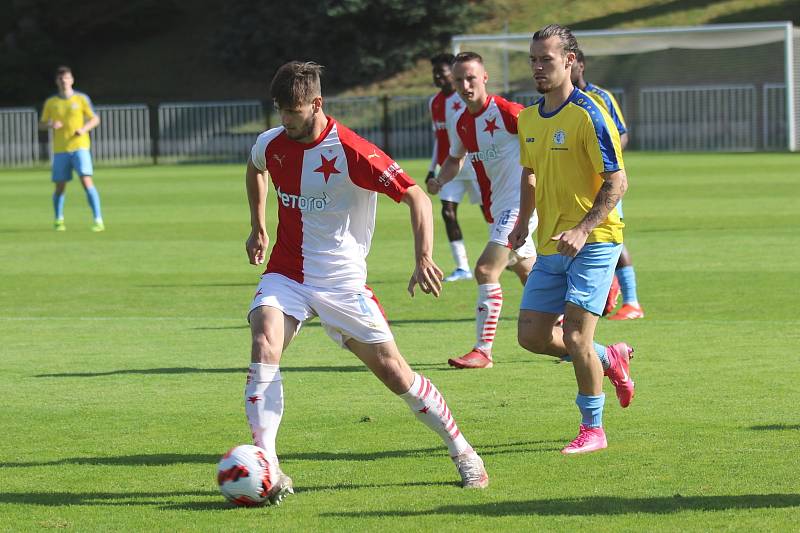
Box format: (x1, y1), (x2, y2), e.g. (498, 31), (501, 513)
(426, 174), (441, 195)
(51, 120), (63, 130)
(551, 227), (589, 257)
(508, 221), (529, 250)
(245, 229), (269, 265)
(408, 256), (443, 298)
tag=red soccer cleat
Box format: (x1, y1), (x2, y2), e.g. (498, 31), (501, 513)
(604, 342), (635, 408)
(608, 303), (645, 320)
(561, 424), (608, 454)
(603, 275), (621, 316)
(448, 348), (493, 369)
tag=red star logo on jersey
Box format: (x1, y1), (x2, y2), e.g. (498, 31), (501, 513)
(247, 395), (261, 404)
(315, 155), (340, 183)
(418, 406), (430, 414)
(452, 100), (463, 111)
(483, 118), (500, 136)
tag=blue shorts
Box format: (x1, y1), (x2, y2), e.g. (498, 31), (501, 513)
(52, 149), (93, 182)
(520, 242), (623, 316)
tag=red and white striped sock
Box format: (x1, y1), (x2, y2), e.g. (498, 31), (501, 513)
(400, 373), (471, 456)
(475, 283), (503, 354)
(244, 363), (283, 465)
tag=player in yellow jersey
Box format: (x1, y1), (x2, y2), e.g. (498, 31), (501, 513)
(509, 24), (636, 455)
(571, 50), (644, 320)
(39, 66), (104, 232)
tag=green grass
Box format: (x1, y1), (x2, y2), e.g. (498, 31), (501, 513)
(1, 153), (799, 531)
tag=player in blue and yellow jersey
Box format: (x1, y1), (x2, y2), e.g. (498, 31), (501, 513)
(508, 24), (636, 455)
(39, 66), (104, 232)
(571, 50), (644, 320)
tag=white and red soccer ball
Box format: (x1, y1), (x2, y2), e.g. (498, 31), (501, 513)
(217, 444), (273, 506)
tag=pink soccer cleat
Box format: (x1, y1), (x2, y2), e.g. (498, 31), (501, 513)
(603, 275), (621, 316)
(604, 342), (635, 408)
(608, 303), (645, 320)
(448, 348), (493, 369)
(561, 424), (608, 454)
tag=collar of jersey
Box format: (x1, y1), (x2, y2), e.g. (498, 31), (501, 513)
(538, 87), (579, 118)
(468, 95), (493, 117)
(287, 115), (335, 148)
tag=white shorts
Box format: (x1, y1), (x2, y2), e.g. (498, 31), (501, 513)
(248, 273), (393, 347)
(489, 208), (538, 259)
(439, 178), (481, 204)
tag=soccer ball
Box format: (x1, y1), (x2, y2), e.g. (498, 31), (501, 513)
(217, 444), (274, 506)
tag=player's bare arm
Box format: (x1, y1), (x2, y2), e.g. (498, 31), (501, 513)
(427, 154), (464, 195)
(509, 166), (537, 250)
(552, 168), (627, 257)
(76, 115), (100, 137)
(245, 159), (270, 265)
(620, 132), (629, 150)
(401, 185), (444, 297)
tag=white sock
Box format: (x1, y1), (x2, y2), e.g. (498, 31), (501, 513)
(244, 363), (283, 465)
(475, 283), (502, 353)
(400, 373), (471, 456)
(449, 240), (470, 271)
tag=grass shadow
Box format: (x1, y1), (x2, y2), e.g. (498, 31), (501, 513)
(34, 363), (447, 378)
(323, 493), (800, 518)
(1, 440), (553, 468)
(0, 490), (218, 507)
(749, 424), (800, 431)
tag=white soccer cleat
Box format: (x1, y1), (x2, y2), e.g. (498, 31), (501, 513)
(452, 449), (489, 489)
(267, 465), (294, 505)
(444, 268), (473, 282)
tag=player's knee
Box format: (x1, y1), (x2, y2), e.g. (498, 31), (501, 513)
(441, 203), (457, 222)
(474, 262), (497, 283)
(250, 333), (281, 364)
(562, 329), (590, 356)
(517, 327), (548, 354)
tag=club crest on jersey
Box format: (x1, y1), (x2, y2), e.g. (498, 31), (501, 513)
(378, 162), (403, 188)
(553, 129), (567, 145)
(275, 186), (330, 211)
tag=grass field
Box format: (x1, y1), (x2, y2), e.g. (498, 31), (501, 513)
(1, 153), (799, 531)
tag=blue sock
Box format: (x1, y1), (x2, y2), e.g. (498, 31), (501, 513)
(617, 265), (638, 304)
(576, 393), (605, 428)
(53, 192), (65, 220)
(594, 342), (609, 369)
(560, 343), (608, 368)
(85, 186), (103, 220)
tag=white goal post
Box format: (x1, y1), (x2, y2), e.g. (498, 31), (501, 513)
(453, 22), (798, 152)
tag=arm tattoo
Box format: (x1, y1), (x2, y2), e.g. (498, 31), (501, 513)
(580, 173), (626, 231)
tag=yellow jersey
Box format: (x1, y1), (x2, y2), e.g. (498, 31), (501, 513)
(41, 92), (96, 153)
(518, 87), (625, 255)
(584, 82), (627, 135)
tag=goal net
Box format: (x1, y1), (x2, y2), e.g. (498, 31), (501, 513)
(453, 22), (798, 152)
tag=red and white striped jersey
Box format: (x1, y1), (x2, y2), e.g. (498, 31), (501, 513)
(251, 116), (414, 289)
(429, 90), (467, 166)
(449, 95), (524, 222)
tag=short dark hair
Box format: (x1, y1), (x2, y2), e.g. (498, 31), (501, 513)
(55, 65), (72, 77)
(453, 51), (484, 65)
(575, 48), (585, 63)
(531, 24), (579, 56)
(270, 61), (323, 108)
(430, 53), (455, 67)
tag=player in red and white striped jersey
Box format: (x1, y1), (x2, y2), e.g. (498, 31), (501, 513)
(243, 62), (489, 494)
(429, 52), (538, 370)
(424, 53), (483, 282)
